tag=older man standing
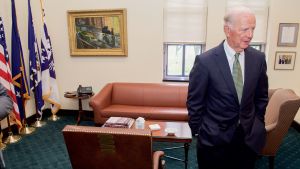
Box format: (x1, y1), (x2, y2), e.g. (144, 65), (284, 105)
(0, 83), (13, 168)
(187, 6), (268, 169)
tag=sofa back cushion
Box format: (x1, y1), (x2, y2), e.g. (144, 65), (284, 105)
(111, 83), (188, 107)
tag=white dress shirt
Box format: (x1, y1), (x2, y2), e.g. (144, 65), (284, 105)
(223, 40), (245, 83)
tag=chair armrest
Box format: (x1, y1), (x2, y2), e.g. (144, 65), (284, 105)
(89, 83), (113, 111)
(265, 123), (277, 132)
(153, 151), (164, 169)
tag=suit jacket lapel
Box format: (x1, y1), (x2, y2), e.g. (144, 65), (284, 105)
(213, 42), (239, 103)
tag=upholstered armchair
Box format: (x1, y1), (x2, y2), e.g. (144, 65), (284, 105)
(62, 125), (165, 169)
(262, 89), (300, 169)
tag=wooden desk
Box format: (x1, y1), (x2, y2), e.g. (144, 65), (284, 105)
(103, 119), (192, 169)
(64, 92), (93, 125)
(145, 120), (192, 169)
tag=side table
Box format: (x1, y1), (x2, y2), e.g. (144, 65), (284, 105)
(64, 92), (94, 125)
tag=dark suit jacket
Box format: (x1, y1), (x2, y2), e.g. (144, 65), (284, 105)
(187, 41), (269, 153)
(0, 83), (12, 120)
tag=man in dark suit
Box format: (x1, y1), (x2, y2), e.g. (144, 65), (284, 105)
(187, 6), (268, 169)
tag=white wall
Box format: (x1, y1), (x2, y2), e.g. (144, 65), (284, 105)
(1, 0), (300, 127)
(267, 0), (300, 123)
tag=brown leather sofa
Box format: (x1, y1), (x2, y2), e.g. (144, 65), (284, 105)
(89, 82), (188, 125)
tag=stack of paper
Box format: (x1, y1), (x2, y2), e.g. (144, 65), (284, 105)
(103, 117), (135, 128)
(149, 124), (161, 130)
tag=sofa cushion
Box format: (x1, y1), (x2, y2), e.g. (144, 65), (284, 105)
(102, 105), (188, 121)
(111, 83), (187, 107)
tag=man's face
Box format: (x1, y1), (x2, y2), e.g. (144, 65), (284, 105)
(225, 13), (256, 52)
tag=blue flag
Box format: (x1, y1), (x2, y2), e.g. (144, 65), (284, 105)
(11, 0), (30, 121)
(28, 0), (44, 118)
(40, 0), (61, 114)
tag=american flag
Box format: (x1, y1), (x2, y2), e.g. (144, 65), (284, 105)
(40, 0), (61, 114)
(28, 0), (44, 118)
(0, 17), (22, 127)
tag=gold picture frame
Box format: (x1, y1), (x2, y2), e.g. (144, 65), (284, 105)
(67, 9), (127, 56)
(274, 51), (296, 70)
(277, 23), (299, 47)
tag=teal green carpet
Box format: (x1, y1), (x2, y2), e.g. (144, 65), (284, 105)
(3, 114), (300, 169)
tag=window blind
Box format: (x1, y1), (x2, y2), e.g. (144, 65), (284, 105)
(164, 0), (208, 43)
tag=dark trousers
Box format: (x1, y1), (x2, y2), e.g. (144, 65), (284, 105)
(197, 126), (257, 169)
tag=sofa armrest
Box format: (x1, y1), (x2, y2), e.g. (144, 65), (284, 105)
(89, 83), (113, 114)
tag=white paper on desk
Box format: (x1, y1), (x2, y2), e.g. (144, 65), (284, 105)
(149, 124), (161, 130)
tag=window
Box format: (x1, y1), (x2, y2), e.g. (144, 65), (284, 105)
(250, 45), (261, 51)
(163, 0), (207, 81)
(164, 43), (204, 81)
(250, 44), (265, 52)
(163, 0), (268, 82)
(164, 43), (264, 82)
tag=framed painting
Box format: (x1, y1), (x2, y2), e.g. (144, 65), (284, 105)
(274, 51), (296, 70)
(277, 23), (299, 47)
(67, 9), (127, 56)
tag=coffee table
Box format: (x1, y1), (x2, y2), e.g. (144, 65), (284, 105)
(144, 120), (192, 169)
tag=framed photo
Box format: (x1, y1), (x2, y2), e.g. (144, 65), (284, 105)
(67, 9), (127, 56)
(277, 23), (299, 47)
(274, 51), (296, 70)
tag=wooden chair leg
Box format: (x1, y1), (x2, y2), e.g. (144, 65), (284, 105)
(269, 156), (274, 169)
(161, 159), (166, 169)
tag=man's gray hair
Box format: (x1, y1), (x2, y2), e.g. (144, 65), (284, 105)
(224, 6), (254, 27)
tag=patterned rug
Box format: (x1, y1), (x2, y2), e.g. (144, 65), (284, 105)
(3, 113), (300, 169)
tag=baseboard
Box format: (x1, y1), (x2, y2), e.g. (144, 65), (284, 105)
(56, 109), (93, 116)
(57, 109), (94, 121)
(292, 121), (300, 133)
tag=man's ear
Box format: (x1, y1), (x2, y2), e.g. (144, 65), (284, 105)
(224, 25), (230, 38)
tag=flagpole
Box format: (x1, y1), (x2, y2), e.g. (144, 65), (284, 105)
(0, 123), (7, 150)
(48, 108), (60, 121)
(19, 105), (36, 135)
(39, 0), (44, 23)
(19, 72), (35, 135)
(32, 87), (46, 127)
(4, 116), (21, 144)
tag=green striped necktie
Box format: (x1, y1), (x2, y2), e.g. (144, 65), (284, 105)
(232, 53), (243, 103)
